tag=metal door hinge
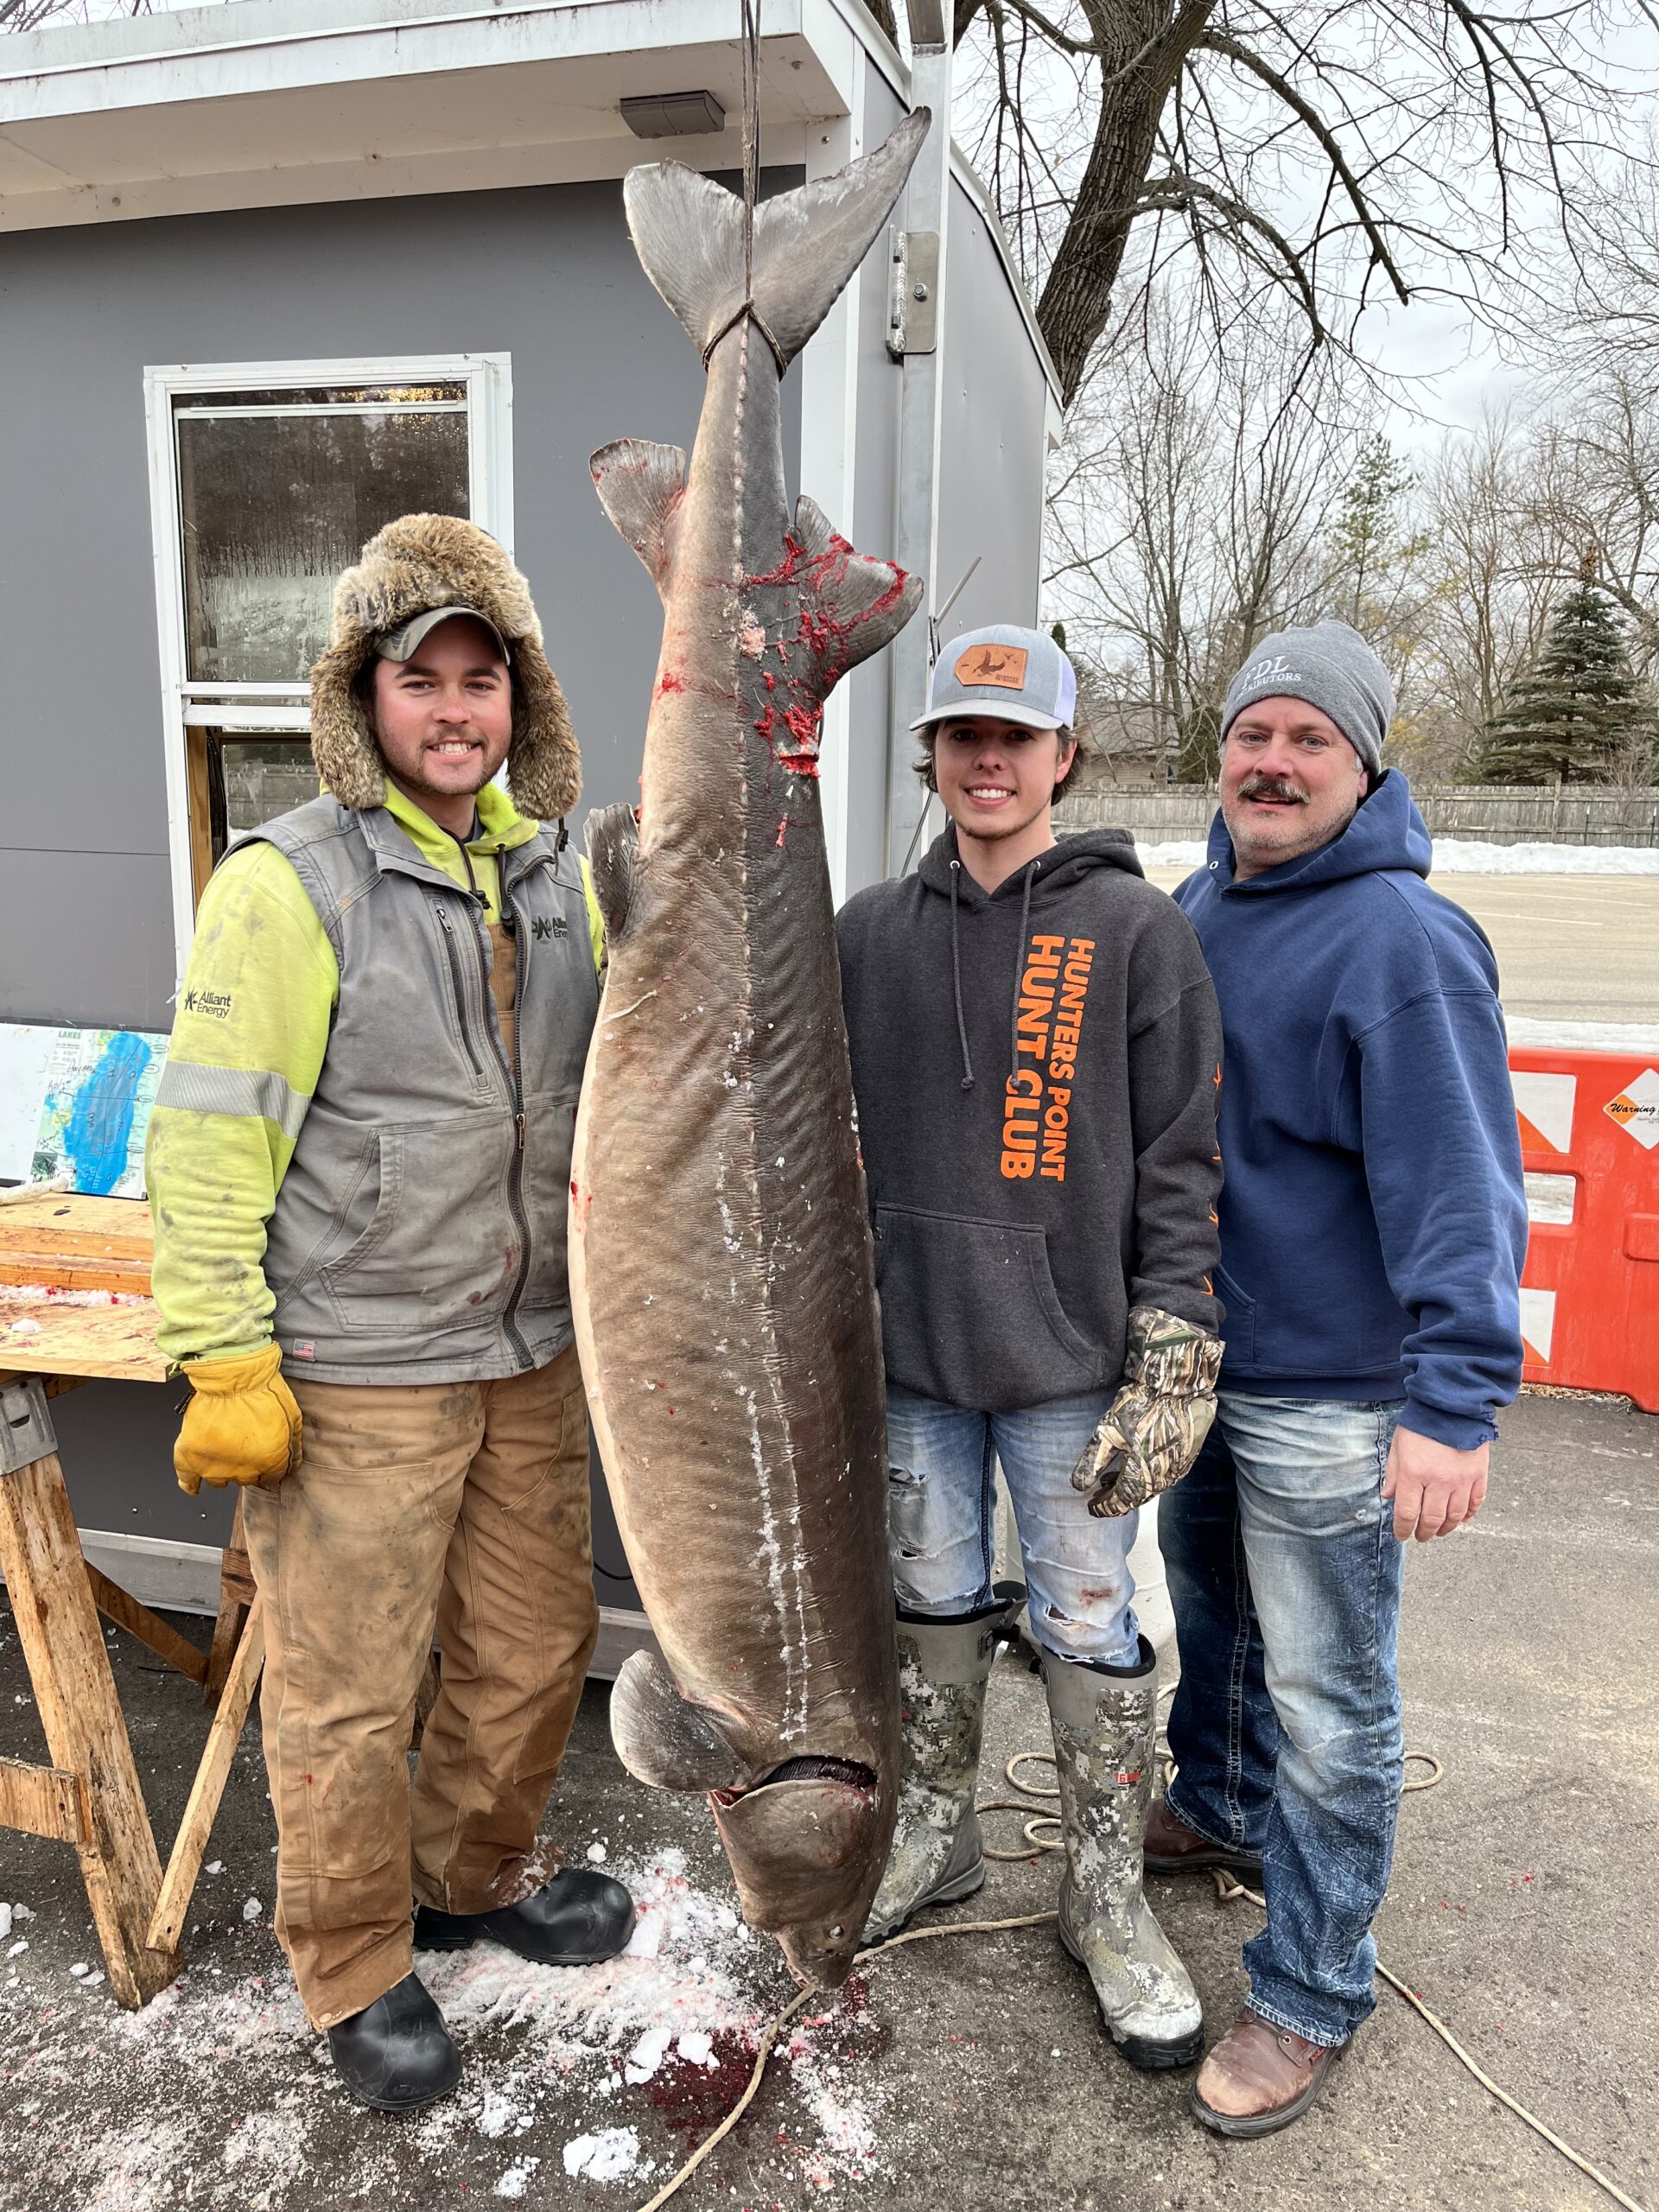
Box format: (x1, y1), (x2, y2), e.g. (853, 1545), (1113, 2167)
(0, 1377), (56, 1476)
(887, 229), (940, 359)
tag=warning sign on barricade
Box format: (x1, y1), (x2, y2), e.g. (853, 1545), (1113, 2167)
(1510, 1049), (1659, 1412)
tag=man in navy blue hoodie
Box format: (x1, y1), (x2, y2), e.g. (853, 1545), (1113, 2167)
(1163, 620), (1528, 2137)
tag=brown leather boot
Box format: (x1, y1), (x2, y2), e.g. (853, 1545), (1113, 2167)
(1190, 2007), (1347, 2137)
(1144, 1798), (1264, 1879)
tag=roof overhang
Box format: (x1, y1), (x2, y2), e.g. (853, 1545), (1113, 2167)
(0, 0), (1062, 406)
(0, 0), (875, 227)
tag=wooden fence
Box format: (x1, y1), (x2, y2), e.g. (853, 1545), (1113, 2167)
(1057, 783), (1659, 848)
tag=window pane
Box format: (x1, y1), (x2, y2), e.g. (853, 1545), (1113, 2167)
(175, 404), (470, 683)
(220, 739), (318, 836)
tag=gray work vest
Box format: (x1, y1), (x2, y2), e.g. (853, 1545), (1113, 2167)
(245, 797), (596, 1385)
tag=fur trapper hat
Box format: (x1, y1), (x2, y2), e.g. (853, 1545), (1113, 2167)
(309, 513), (580, 820)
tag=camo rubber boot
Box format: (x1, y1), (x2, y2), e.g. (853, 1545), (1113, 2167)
(1047, 1637), (1205, 2070)
(861, 1592), (1017, 1946)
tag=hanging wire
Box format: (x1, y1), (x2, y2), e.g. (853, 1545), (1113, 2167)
(740, 0), (761, 291)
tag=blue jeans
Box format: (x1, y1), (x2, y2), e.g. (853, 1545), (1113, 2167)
(884, 1382), (1141, 1669)
(1161, 1394), (1405, 2047)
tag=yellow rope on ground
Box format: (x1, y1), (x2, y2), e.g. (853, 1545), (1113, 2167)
(630, 1742), (1647, 2212)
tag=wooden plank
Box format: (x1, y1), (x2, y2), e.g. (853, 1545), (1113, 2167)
(203, 1496), (252, 1708)
(0, 1441), (178, 2007)
(0, 1196), (153, 1297)
(147, 1599), (264, 1956)
(0, 1297), (166, 1383)
(0, 1753), (88, 1845)
(87, 1564), (210, 1688)
(0, 1256), (152, 1295)
(0, 1196), (152, 1243)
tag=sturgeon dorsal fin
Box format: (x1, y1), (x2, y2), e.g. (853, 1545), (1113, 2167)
(609, 1649), (749, 1793)
(623, 109), (930, 373)
(591, 438), (687, 599)
(584, 801), (639, 955)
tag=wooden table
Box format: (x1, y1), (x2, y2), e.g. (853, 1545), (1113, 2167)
(0, 1195), (263, 2008)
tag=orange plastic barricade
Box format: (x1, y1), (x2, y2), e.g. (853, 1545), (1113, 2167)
(1510, 1048), (1659, 1413)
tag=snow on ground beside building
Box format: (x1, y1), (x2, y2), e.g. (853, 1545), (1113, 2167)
(1, 1851), (894, 2208)
(1136, 838), (1659, 874)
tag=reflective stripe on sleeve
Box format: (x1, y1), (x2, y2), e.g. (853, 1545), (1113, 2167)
(156, 1061), (309, 1139)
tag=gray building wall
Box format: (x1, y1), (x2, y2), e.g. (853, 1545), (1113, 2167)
(0, 174), (801, 1575)
(835, 125), (1055, 898)
(0, 151), (1052, 1588)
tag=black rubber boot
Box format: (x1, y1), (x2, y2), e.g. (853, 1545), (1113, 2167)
(327, 1973), (462, 2113)
(413, 1867), (636, 1967)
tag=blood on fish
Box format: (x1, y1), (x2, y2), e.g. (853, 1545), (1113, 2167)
(657, 671), (685, 696)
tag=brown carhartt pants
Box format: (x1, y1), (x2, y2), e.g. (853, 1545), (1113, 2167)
(241, 1343), (599, 2030)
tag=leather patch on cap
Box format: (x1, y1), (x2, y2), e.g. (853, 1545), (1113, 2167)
(956, 644), (1028, 690)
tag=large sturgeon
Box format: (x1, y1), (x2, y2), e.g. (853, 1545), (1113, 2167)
(569, 115), (928, 1990)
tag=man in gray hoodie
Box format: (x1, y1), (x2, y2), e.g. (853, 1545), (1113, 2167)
(836, 626), (1226, 2071)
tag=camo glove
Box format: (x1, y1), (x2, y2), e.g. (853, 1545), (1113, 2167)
(1071, 1306), (1223, 1520)
(175, 1344), (302, 1497)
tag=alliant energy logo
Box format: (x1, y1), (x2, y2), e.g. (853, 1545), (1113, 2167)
(1605, 1067), (1659, 1150)
(1001, 931), (1095, 1180)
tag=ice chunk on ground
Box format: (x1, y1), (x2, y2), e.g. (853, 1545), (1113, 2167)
(586, 1842), (608, 1863)
(624, 2024), (671, 2083)
(494, 2157), (539, 2198)
(242, 1898), (262, 1922)
(563, 2127), (642, 2181)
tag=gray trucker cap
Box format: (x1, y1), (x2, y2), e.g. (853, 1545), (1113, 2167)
(912, 623), (1077, 733)
(374, 605), (512, 664)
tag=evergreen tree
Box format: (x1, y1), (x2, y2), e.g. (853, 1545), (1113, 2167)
(1476, 574), (1651, 784)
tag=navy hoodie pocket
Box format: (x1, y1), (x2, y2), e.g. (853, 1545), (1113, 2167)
(874, 1203), (1107, 1412)
(1214, 1264), (1255, 1366)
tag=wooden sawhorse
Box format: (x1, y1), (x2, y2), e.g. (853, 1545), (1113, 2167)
(0, 1198), (264, 2006)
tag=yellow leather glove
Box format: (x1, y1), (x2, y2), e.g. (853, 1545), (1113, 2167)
(175, 1345), (302, 1497)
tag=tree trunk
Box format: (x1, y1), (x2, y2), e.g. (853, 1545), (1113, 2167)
(1033, 0), (1215, 404)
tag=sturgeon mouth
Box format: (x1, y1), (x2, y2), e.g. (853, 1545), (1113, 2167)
(714, 1755), (875, 1807)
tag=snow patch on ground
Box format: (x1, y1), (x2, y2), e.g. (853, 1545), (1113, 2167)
(562, 2126), (644, 2181)
(1136, 836), (1659, 874)
(2, 1848), (893, 2203)
(1507, 1017), (1659, 1053)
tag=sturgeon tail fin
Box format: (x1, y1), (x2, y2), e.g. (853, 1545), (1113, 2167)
(623, 107), (930, 372)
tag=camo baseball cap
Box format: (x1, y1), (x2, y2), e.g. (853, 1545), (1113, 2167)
(374, 605), (512, 664)
(912, 623), (1077, 734)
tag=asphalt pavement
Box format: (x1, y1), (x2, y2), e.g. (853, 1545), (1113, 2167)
(2, 1389), (1654, 2212)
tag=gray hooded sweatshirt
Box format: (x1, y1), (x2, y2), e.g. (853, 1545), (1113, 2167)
(836, 825), (1223, 1412)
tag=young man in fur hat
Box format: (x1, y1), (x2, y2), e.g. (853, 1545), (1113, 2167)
(146, 516), (634, 2112)
(836, 626), (1225, 2072)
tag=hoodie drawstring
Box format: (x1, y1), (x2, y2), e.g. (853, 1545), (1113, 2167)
(948, 852), (1043, 1095)
(949, 861), (976, 1091)
(1008, 858), (1039, 1088)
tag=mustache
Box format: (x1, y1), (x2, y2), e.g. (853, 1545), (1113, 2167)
(1238, 776), (1307, 804)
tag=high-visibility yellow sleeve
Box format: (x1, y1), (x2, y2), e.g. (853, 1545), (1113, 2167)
(145, 844), (339, 1370)
(581, 855), (605, 972)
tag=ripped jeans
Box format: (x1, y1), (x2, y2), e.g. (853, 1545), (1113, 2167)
(883, 1381), (1141, 1669)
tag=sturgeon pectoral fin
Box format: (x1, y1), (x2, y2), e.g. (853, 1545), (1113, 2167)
(585, 802), (640, 950)
(591, 438), (687, 597)
(610, 1649), (749, 1792)
(792, 493), (926, 677)
(625, 111), (929, 372)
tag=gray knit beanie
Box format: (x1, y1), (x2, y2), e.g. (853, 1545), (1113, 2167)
(1220, 620), (1394, 775)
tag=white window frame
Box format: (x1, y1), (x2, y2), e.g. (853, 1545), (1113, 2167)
(143, 351), (514, 975)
